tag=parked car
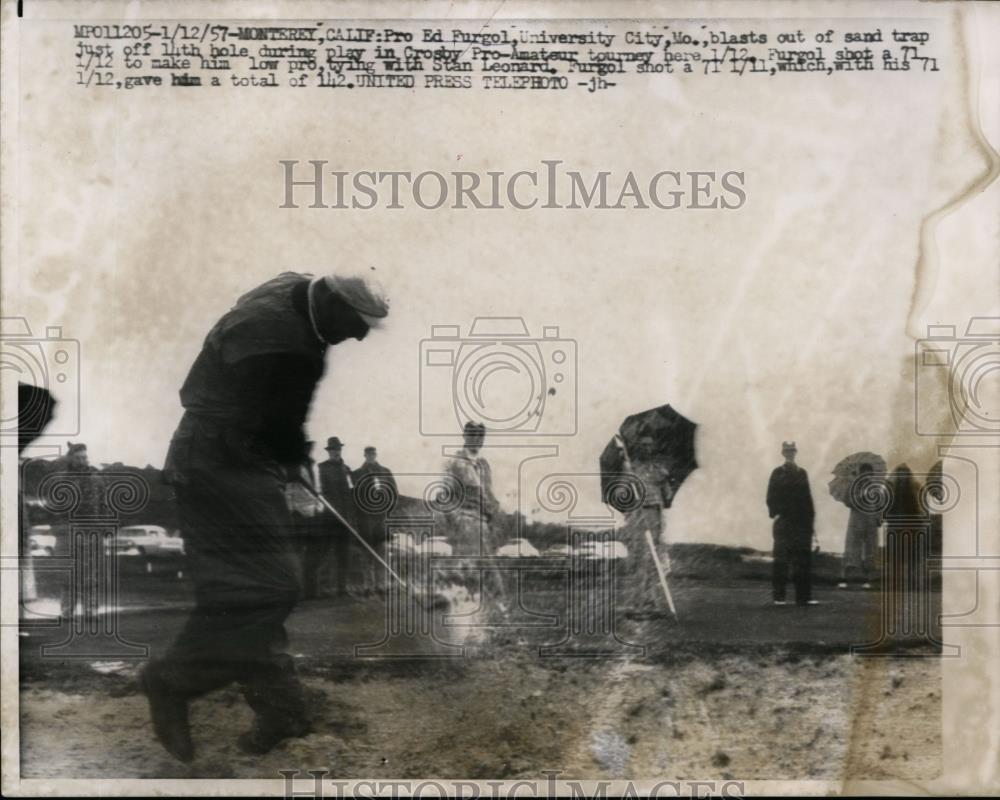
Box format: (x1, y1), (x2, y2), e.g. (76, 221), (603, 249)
(422, 536), (453, 557)
(387, 533), (453, 557)
(28, 524), (57, 556)
(541, 544), (575, 559)
(496, 538), (540, 558)
(108, 525), (185, 557)
(576, 540), (629, 562)
(387, 532), (416, 553)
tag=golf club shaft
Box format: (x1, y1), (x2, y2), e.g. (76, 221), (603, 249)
(296, 478), (409, 590)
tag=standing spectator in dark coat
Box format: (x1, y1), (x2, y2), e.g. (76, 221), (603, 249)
(55, 442), (107, 619)
(317, 436), (359, 597)
(352, 446), (398, 594)
(766, 441), (817, 606)
(143, 271), (388, 762)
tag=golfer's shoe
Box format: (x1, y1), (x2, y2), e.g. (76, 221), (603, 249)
(138, 667), (194, 763)
(772, 600), (788, 606)
(862, 582), (872, 590)
(837, 582), (848, 589)
(237, 720), (312, 755)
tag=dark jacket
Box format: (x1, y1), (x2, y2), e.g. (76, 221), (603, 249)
(318, 458), (357, 524)
(884, 465), (927, 523)
(767, 463), (815, 543)
(165, 272), (325, 479)
(352, 462), (398, 516)
(160, 273), (331, 607)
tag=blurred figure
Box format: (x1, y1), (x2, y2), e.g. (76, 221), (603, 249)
(439, 421), (505, 609)
(620, 435), (674, 619)
(838, 463), (881, 589)
(54, 442), (107, 619)
(318, 436), (360, 598)
(352, 446), (397, 594)
(64, 440), (91, 471)
(766, 441), (817, 606)
(146, 271), (388, 762)
(441, 422), (500, 547)
(17, 382), (56, 606)
(927, 460), (944, 594)
(284, 441), (326, 599)
(882, 464), (933, 635)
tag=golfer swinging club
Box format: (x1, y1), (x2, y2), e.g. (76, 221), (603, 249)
(141, 270), (388, 761)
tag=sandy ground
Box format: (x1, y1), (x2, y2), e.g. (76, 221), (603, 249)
(19, 645), (940, 781)
(18, 566), (942, 782)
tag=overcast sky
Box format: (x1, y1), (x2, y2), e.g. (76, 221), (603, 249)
(9, 14), (995, 552)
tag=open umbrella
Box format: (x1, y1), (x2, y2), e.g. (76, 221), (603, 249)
(600, 404), (697, 620)
(828, 451), (887, 507)
(17, 382), (56, 454)
(600, 404), (698, 512)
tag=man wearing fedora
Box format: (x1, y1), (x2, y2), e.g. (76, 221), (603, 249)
(145, 271), (388, 761)
(318, 435), (359, 598)
(766, 441), (817, 606)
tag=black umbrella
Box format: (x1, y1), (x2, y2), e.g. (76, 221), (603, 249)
(600, 404), (698, 512)
(828, 451), (887, 507)
(17, 382), (56, 454)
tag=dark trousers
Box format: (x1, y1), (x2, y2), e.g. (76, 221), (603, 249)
(328, 517), (373, 596)
(150, 466), (306, 734)
(330, 525), (350, 596)
(773, 532), (812, 603)
(295, 513), (331, 600)
(150, 603), (306, 732)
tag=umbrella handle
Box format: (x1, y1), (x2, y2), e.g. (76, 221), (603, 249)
(616, 433), (633, 468)
(645, 529), (677, 619)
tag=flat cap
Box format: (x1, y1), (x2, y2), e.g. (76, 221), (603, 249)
(322, 271), (389, 328)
